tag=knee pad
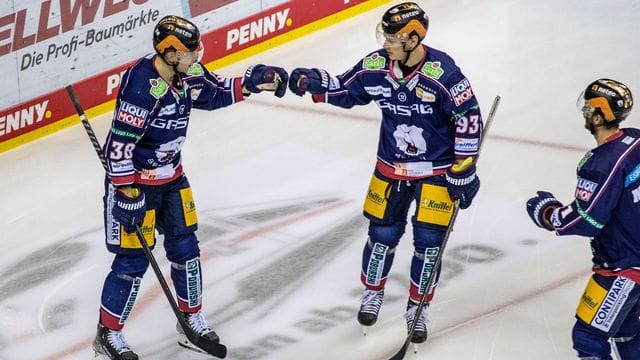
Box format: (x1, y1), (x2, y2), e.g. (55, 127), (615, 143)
(612, 333), (640, 360)
(111, 254), (149, 278)
(412, 225), (446, 253)
(572, 321), (612, 360)
(368, 221), (406, 248)
(164, 233), (200, 263)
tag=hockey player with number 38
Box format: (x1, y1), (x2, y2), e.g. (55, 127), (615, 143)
(92, 15), (288, 360)
(526, 79), (640, 360)
(288, 3), (483, 344)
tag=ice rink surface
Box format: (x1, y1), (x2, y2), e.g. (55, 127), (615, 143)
(2, 0), (640, 359)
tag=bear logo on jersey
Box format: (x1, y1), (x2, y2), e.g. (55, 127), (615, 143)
(393, 124), (426, 156)
(155, 136), (186, 164)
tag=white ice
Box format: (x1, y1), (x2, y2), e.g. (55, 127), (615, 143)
(1, 0), (640, 359)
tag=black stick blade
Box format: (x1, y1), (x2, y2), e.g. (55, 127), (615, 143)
(190, 331), (227, 358)
(388, 342), (409, 360)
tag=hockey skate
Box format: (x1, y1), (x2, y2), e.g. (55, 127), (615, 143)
(92, 323), (138, 360)
(176, 311), (220, 353)
(357, 288), (384, 334)
(405, 299), (429, 345)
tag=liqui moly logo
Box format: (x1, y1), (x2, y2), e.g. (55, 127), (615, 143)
(226, 8), (290, 50)
(116, 101), (148, 128)
(450, 78), (474, 106)
(575, 177), (598, 202)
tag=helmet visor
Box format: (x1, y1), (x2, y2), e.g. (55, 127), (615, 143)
(176, 40), (203, 65)
(577, 90), (597, 118)
(376, 22), (407, 47)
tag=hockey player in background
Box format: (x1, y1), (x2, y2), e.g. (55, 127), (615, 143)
(92, 15), (288, 359)
(527, 79), (640, 360)
(288, 2), (483, 344)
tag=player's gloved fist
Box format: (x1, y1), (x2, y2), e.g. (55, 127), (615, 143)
(112, 187), (146, 233)
(526, 191), (562, 231)
(243, 64), (289, 98)
(445, 157), (480, 209)
(288, 68), (329, 96)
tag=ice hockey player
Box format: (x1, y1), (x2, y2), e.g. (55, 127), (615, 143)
(92, 15), (288, 359)
(527, 78), (640, 360)
(288, 2), (483, 344)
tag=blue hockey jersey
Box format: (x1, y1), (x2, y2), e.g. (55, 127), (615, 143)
(551, 128), (640, 276)
(312, 44), (483, 180)
(103, 54), (244, 186)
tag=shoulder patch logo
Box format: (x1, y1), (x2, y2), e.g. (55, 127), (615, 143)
(577, 151), (593, 171)
(421, 61), (444, 80)
(575, 177), (599, 202)
(149, 78), (169, 99)
(186, 63), (205, 77)
(621, 136), (636, 145)
(363, 53), (386, 70)
(625, 163), (640, 187)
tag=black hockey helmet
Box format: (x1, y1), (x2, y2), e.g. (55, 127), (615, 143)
(581, 79), (633, 122)
(380, 2), (429, 42)
(153, 15), (200, 55)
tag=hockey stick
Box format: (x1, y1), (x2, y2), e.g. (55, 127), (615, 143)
(65, 85), (227, 359)
(387, 95), (500, 360)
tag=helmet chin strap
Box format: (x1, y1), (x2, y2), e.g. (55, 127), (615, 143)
(158, 52), (182, 80)
(400, 41), (419, 66)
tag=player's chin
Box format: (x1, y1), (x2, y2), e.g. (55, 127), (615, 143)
(177, 62), (195, 73)
(386, 51), (402, 60)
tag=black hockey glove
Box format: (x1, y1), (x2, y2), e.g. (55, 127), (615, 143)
(445, 158), (480, 209)
(288, 68), (329, 96)
(112, 187), (146, 233)
(243, 64), (289, 98)
(526, 191), (562, 231)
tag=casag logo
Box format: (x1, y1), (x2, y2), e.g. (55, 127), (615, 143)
(150, 117), (188, 130)
(375, 99), (433, 116)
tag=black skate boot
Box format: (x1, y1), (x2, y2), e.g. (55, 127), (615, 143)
(177, 311), (220, 353)
(357, 288), (384, 327)
(92, 323), (138, 360)
(405, 299), (429, 344)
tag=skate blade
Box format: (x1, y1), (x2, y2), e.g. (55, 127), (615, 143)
(93, 350), (111, 360)
(177, 334), (209, 355)
(362, 326), (368, 336)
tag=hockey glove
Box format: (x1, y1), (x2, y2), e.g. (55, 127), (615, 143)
(526, 191), (562, 231)
(445, 157), (480, 209)
(243, 64), (289, 98)
(112, 187), (146, 233)
(288, 68), (329, 96)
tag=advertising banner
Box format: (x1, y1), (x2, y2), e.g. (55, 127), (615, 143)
(1, 0), (389, 152)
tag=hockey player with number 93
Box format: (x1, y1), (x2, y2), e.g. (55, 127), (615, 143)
(288, 2), (483, 345)
(92, 15), (288, 359)
(526, 79), (640, 360)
